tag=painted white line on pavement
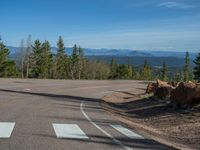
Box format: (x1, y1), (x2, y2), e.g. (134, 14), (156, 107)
(111, 125), (144, 139)
(52, 124), (88, 139)
(24, 88), (31, 91)
(80, 101), (133, 150)
(0, 122), (15, 138)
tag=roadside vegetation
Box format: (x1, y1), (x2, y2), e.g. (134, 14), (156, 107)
(0, 36), (200, 82)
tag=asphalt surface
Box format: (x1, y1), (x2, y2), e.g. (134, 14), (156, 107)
(0, 79), (175, 150)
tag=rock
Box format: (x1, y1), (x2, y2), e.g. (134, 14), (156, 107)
(155, 84), (175, 99)
(170, 82), (200, 106)
(167, 81), (177, 87)
(154, 80), (175, 99)
(146, 82), (157, 94)
(146, 80), (175, 99)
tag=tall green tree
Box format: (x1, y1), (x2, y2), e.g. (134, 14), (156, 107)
(193, 52), (200, 82)
(161, 61), (168, 81)
(56, 36), (68, 79)
(32, 40), (43, 78)
(109, 57), (117, 79)
(70, 44), (79, 79)
(116, 64), (132, 79)
(77, 46), (85, 79)
(140, 60), (152, 80)
(41, 41), (53, 78)
(0, 38), (16, 77)
(183, 51), (190, 82)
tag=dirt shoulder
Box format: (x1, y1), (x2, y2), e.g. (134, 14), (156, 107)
(100, 92), (200, 150)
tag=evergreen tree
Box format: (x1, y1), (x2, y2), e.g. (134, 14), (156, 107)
(41, 41), (53, 78)
(70, 44), (79, 79)
(77, 46), (84, 79)
(161, 61), (168, 81)
(127, 58), (133, 79)
(116, 64), (132, 79)
(140, 60), (152, 80)
(109, 57), (117, 79)
(0, 38), (16, 77)
(193, 52), (200, 82)
(56, 36), (68, 79)
(183, 51), (190, 82)
(32, 40), (43, 78)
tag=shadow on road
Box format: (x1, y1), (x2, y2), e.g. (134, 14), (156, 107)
(0, 88), (99, 103)
(104, 96), (200, 119)
(32, 133), (174, 150)
(0, 88), (176, 150)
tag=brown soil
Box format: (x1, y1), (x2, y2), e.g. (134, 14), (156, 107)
(101, 92), (200, 150)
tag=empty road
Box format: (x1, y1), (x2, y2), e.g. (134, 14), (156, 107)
(0, 79), (174, 150)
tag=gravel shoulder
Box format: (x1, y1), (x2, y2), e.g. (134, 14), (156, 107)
(101, 91), (200, 150)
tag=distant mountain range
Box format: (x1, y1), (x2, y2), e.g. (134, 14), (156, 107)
(8, 46), (198, 59)
(8, 46), (198, 67)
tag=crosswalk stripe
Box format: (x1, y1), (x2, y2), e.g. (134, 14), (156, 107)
(52, 124), (89, 139)
(111, 125), (144, 139)
(0, 122), (15, 138)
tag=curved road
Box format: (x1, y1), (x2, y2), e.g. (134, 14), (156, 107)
(0, 79), (175, 150)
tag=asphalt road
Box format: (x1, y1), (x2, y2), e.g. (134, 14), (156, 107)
(0, 79), (175, 150)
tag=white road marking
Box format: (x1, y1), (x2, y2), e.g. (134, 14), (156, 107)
(0, 122), (15, 138)
(52, 124), (88, 139)
(111, 125), (144, 139)
(24, 88), (31, 91)
(80, 101), (133, 150)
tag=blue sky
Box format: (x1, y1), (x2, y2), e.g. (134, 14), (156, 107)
(0, 0), (200, 51)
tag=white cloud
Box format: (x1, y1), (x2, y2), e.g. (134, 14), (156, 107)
(158, 1), (194, 9)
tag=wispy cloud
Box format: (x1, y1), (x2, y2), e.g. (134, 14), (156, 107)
(158, 1), (194, 9)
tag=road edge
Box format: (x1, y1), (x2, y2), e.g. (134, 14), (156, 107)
(100, 100), (195, 150)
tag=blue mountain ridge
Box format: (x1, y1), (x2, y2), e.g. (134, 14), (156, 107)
(8, 46), (198, 59)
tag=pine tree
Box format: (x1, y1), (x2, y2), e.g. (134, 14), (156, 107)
(70, 44), (79, 79)
(32, 40), (42, 78)
(0, 41), (9, 66)
(183, 51), (190, 82)
(109, 57), (117, 79)
(41, 41), (53, 78)
(56, 36), (68, 79)
(77, 46), (84, 79)
(193, 52), (200, 82)
(140, 60), (152, 80)
(161, 61), (168, 81)
(0, 38), (16, 77)
(127, 58), (133, 79)
(116, 64), (132, 79)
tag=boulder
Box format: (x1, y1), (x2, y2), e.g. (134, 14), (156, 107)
(146, 80), (175, 99)
(170, 82), (200, 106)
(146, 82), (157, 94)
(167, 81), (177, 87)
(154, 80), (175, 99)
